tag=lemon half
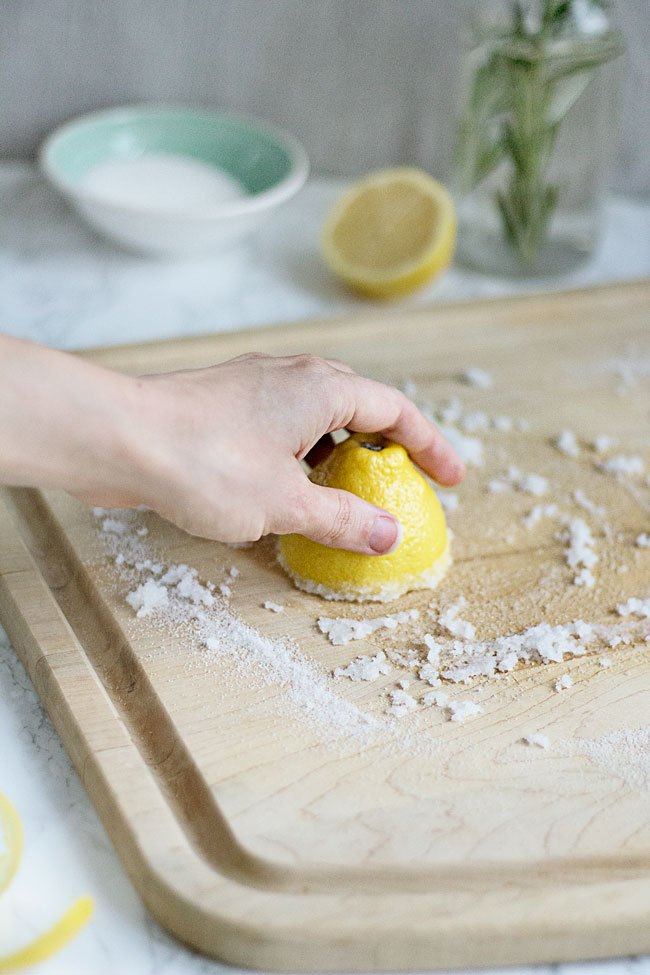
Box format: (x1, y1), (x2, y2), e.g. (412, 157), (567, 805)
(321, 167), (456, 299)
(278, 434), (450, 602)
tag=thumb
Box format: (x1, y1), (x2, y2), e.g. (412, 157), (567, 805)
(294, 483), (402, 555)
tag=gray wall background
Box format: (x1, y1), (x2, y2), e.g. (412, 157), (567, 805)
(1, 0), (649, 194)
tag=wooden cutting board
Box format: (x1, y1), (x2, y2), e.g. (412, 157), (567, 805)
(2, 281), (650, 971)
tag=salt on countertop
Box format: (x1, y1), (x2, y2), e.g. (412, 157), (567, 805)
(318, 609), (419, 646)
(555, 430), (580, 458)
(462, 367), (493, 389)
(333, 651), (391, 682)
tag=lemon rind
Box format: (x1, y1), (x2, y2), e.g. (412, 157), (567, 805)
(277, 542), (451, 604)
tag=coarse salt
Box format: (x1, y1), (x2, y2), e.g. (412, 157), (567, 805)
(616, 597), (650, 619)
(386, 688), (418, 717)
(448, 699), (483, 722)
(438, 492), (459, 513)
(491, 466), (549, 497)
(333, 651), (391, 682)
(493, 415), (514, 433)
(263, 600), (285, 613)
(518, 473), (549, 497)
(554, 673), (573, 692)
(593, 434), (615, 453)
(574, 568), (596, 589)
(437, 599), (476, 640)
(524, 503), (561, 529)
(438, 423), (484, 467)
(318, 609), (419, 646)
(423, 634), (442, 667)
(555, 430), (580, 458)
(561, 517), (598, 586)
(461, 411), (490, 433)
(600, 455), (644, 477)
(573, 489), (605, 518)
(636, 533), (650, 549)
(126, 579), (169, 618)
(418, 663), (441, 686)
(462, 367), (493, 389)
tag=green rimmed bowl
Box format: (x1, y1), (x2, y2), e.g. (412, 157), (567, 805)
(40, 105), (309, 256)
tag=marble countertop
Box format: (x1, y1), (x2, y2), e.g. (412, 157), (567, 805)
(1, 162), (649, 975)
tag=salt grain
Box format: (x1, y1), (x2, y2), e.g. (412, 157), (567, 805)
(616, 597), (650, 619)
(333, 651), (391, 682)
(518, 473), (549, 497)
(573, 489), (605, 518)
(561, 517), (598, 586)
(555, 430), (580, 458)
(263, 600), (284, 613)
(386, 688), (418, 717)
(600, 455), (644, 477)
(448, 699), (483, 722)
(492, 415), (514, 433)
(126, 579), (169, 618)
(554, 673), (573, 692)
(439, 423), (484, 467)
(437, 599), (476, 640)
(524, 503), (561, 529)
(438, 492), (459, 513)
(318, 609), (419, 646)
(636, 533), (650, 549)
(418, 663), (441, 686)
(462, 367), (493, 389)
(593, 434), (615, 453)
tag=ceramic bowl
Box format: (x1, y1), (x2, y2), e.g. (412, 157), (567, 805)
(40, 105), (309, 256)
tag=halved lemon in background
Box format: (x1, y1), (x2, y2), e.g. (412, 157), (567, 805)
(321, 167), (456, 299)
(278, 433), (450, 602)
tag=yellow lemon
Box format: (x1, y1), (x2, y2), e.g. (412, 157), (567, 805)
(278, 434), (450, 602)
(321, 167), (456, 299)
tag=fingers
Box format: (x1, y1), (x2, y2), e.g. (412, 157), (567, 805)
(340, 375), (465, 486)
(291, 482), (402, 555)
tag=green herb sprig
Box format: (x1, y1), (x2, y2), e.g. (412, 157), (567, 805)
(457, 0), (622, 268)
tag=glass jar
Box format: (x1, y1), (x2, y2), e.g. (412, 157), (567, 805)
(454, 0), (625, 277)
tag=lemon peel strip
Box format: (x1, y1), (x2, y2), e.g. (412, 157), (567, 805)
(0, 897), (94, 972)
(0, 794), (94, 971)
(0, 796), (23, 896)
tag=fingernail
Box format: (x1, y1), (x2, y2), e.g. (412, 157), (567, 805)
(369, 515), (402, 554)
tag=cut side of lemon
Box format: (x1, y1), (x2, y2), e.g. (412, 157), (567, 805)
(321, 167), (456, 299)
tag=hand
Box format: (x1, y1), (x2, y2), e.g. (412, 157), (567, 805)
(0, 338), (464, 555)
(127, 353), (465, 554)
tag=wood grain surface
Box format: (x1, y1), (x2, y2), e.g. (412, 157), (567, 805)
(1, 281), (650, 970)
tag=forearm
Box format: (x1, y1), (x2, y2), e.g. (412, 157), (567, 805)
(0, 335), (144, 502)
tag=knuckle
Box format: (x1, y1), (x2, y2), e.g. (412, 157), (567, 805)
(293, 353), (325, 374)
(320, 492), (355, 545)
